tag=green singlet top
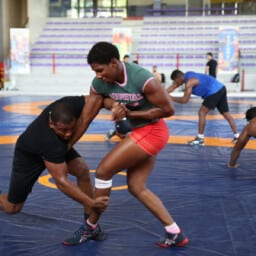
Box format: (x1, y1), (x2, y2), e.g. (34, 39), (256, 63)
(91, 62), (159, 128)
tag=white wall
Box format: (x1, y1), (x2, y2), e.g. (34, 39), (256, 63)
(28, 0), (48, 44)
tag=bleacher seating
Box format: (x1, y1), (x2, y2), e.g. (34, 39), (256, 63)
(30, 17), (122, 71)
(12, 17), (123, 94)
(11, 15), (256, 94)
(138, 15), (256, 90)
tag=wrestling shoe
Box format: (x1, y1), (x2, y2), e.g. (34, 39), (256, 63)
(105, 129), (116, 141)
(232, 137), (239, 143)
(62, 222), (106, 246)
(188, 136), (204, 146)
(156, 230), (189, 248)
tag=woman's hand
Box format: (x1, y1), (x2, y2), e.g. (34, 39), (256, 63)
(111, 103), (129, 122)
(91, 196), (109, 213)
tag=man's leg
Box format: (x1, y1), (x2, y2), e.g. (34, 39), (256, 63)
(0, 193), (24, 214)
(2, 146), (45, 215)
(222, 111), (239, 134)
(198, 105), (210, 134)
(1, 158), (38, 215)
(188, 105), (210, 145)
(221, 111), (239, 142)
(216, 88), (239, 140)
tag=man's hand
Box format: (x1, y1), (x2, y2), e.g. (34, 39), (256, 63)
(91, 196), (109, 213)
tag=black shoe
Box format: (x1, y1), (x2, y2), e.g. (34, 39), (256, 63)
(156, 230), (189, 248)
(188, 136), (204, 146)
(232, 137), (239, 143)
(62, 222), (106, 246)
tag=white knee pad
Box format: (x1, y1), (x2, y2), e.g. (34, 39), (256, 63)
(95, 178), (112, 189)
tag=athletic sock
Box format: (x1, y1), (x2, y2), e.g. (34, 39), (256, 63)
(197, 134), (204, 139)
(165, 222), (180, 234)
(86, 219), (98, 229)
(234, 133), (239, 138)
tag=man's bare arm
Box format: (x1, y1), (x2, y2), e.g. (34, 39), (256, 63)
(228, 125), (250, 167)
(205, 65), (209, 75)
(45, 161), (109, 210)
(166, 83), (179, 93)
(171, 77), (198, 104)
(103, 97), (118, 110)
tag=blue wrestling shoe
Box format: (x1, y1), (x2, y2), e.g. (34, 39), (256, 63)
(156, 230), (189, 248)
(62, 222), (106, 246)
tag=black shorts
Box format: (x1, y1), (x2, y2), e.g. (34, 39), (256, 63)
(202, 86), (229, 113)
(7, 147), (80, 204)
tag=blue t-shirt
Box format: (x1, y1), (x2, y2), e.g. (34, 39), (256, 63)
(184, 72), (223, 99)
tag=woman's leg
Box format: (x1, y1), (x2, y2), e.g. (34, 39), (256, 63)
(127, 155), (174, 226)
(68, 157), (93, 215)
(88, 136), (151, 224)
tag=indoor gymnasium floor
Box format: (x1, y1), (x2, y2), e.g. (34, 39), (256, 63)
(0, 93), (256, 256)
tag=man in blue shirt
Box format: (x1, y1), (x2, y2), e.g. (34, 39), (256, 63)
(167, 70), (239, 146)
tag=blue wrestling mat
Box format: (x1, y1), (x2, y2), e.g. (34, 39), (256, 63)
(0, 95), (256, 256)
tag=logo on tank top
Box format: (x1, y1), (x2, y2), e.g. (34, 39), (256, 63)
(110, 93), (144, 102)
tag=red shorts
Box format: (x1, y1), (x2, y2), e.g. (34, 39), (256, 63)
(130, 119), (169, 156)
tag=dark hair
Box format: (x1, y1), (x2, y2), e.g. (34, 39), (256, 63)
(123, 54), (129, 58)
(245, 107), (256, 121)
(170, 69), (184, 80)
(87, 41), (120, 65)
(206, 52), (213, 57)
(50, 102), (76, 124)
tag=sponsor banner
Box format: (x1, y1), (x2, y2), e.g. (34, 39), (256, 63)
(10, 28), (30, 74)
(218, 27), (239, 73)
(112, 27), (132, 60)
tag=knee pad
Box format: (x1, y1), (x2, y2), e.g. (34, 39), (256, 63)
(95, 178), (112, 189)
